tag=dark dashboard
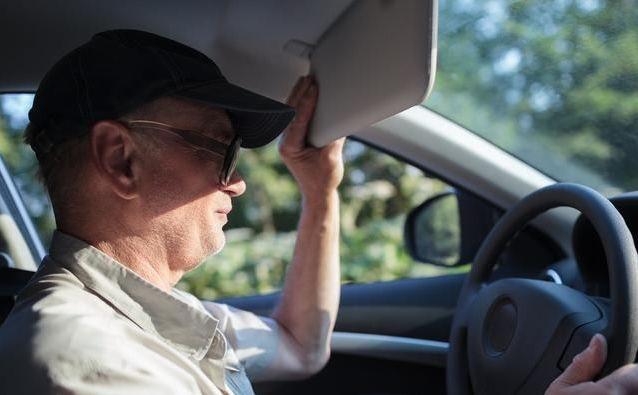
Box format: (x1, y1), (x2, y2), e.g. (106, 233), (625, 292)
(572, 192), (638, 297)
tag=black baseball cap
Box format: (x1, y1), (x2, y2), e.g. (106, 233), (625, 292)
(27, 29), (296, 155)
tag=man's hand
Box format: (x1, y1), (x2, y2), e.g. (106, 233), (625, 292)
(546, 334), (638, 394)
(279, 75), (345, 199)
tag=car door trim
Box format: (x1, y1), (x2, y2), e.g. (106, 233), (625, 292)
(330, 331), (448, 367)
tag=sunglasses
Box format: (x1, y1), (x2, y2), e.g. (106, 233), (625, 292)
(125, 120), (241, 186)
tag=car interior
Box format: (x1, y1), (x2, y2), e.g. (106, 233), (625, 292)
(1, 0), (638, 394)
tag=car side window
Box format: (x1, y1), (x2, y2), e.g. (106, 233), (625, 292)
(338, 140), (461, 283)
(0, 93), (464, 300)
(181, 139), (465, 299)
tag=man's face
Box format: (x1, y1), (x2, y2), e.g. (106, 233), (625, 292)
(132, 97), (246, 271)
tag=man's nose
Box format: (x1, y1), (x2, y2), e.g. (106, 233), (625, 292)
(221, 171), (246, 197)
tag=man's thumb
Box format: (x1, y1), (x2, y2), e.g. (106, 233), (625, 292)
(551, 334), (607, 388)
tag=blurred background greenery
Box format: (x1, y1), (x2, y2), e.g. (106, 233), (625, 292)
(1, 0), (637, 299)
(427, 0), (638, 195)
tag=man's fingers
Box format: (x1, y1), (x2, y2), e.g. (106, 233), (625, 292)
(564, 334), (607, 384)
(285, 76), (305, 105)
(292, 82), (318, 125)
(282, 80), (318, 150)
(548, 334), (607, 391)
(287, 75), (312, 108)
(597, 363), (638, 392)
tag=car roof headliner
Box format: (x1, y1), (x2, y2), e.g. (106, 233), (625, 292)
(1, 0), (354, 101)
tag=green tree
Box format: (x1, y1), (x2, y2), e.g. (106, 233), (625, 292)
(429, 0), (638, 193)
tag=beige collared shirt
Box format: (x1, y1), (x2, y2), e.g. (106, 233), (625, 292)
(0, 232), (284, 394)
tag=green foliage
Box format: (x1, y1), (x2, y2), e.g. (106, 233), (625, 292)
(429, 0), (638, 194)
(178, 229), (295, 299)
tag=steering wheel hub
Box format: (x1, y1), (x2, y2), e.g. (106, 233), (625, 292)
(467, 278), (602, 394)
(484, 297), (516, 356)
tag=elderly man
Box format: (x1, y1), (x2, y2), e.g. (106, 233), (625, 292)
(0, 29), (342, 394)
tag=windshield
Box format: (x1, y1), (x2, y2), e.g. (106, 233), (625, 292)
(427, 0), (638, 196)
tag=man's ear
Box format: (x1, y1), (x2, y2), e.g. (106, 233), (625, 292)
(89, 121), (140, 200)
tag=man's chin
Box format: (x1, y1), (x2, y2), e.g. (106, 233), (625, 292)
(182, 230), (226, 271)
(204, 234), (226, 258)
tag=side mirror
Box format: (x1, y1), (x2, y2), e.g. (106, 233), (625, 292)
(405, 190), (501, 267)
(404, 191), (460, 266)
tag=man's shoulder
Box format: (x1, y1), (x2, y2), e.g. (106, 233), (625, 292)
(0, 261), (147, 392)
(0, 261), (136, 364)
(8, 258), (118, 323)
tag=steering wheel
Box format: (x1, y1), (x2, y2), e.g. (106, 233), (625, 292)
(446, 183), (638, 394)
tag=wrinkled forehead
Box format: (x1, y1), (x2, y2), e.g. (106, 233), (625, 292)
(141, 96), (235, 141)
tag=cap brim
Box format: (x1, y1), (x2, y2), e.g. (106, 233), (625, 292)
(176, 81), (295, 148)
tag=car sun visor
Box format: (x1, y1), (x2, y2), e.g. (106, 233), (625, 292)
(307, 0), (438, 147)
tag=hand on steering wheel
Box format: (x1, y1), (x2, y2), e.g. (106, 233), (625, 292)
(546, 334), (638, 394)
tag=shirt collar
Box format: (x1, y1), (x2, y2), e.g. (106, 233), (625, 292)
(48, 230), (226, 360)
